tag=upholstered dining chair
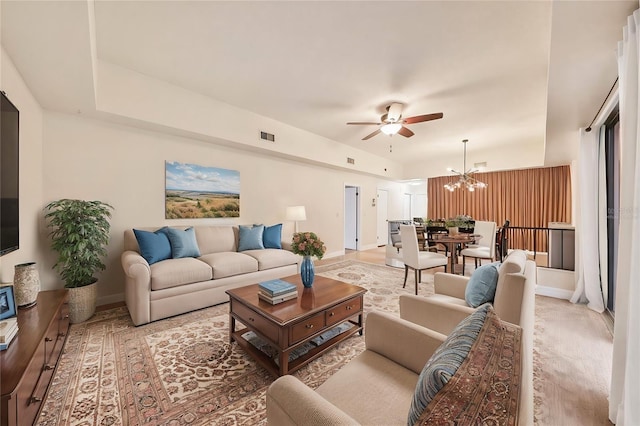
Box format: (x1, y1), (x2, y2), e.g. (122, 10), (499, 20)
(399, 225), (448, 295)
(460, 220), (497, 275)
(496, 220), (510, 261)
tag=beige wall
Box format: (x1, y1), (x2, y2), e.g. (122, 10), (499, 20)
(38, 112), (405, 304)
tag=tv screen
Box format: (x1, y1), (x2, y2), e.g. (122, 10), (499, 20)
(1, 91), (19, 256)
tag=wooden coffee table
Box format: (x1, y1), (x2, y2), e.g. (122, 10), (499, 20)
(226, 275), (367, 377)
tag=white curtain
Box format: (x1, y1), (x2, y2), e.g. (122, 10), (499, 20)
(610, 10), (640, 425)
(571, 129), (605, 312)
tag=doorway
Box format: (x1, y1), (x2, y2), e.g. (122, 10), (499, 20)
(377, 189), (389, 246)
(344, 186), (360, 251)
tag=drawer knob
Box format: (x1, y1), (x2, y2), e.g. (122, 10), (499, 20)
(63, 314), (70, 319)
(346, 305), (353, 310)
(44, 364), (54, 371)
(58, 332), (66, 338)
(329, 312), (335, 317)
(305, 324), (314, 329)
(45, 337), (53, 342)
(30, 396), (42, 404)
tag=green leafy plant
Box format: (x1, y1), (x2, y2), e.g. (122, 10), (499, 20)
(44, 199), (113, 288)
(291, 232), (327, 259)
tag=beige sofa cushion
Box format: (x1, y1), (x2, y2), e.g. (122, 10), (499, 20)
(242, 249), (299, 270)
(194, 226), (238, 254)
(198, 252), (258, 279)
(150, 258), (213, 290)
(496, 249), (526, 288)
(316, 350), (417, 425)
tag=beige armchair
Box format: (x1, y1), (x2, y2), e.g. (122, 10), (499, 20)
(399, 225), (448, 295)
(266, 311), (447, 425)
(398, 249), (536, 425)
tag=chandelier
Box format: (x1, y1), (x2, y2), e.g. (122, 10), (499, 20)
(444, 139), (487, 192)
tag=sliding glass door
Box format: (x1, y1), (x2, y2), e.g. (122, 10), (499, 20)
(605, 107), (620, 316)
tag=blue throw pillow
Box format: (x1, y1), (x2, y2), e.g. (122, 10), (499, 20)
(464, 262), (501, 307)
(263, 223), (283, 249)
(407, 304), (491, 426)
(162, 227), (201, 258)
(238, 225), (265, 251)
(133, 228), (172, 265)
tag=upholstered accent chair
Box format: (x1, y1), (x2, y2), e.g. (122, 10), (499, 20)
(460, 220), (496, 274)
(400, 225), (448, 295)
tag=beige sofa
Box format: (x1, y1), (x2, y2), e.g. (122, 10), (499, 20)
(266, 249), (535, 426)
(121, 225), (300, 325)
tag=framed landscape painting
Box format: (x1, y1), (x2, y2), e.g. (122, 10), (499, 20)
(165, 161), (240, 219)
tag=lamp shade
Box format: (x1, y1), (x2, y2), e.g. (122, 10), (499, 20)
(286, 206), (307, 221)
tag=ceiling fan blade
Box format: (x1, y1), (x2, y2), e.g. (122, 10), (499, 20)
(347, 122), (382, 125)
(403, 112), (443, 124)
(398, 126), (414, 138)
(362, 129), (382, 140)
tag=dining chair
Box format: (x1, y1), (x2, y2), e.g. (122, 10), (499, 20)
(496, 220), (510, 261)
(460, 220), (497, 274)
(399, 225), (448, 295)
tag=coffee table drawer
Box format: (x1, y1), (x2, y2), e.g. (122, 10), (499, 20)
(233, 302), (279, 342)
(326, 297), (362, 326)
(290, 312), (325, 344)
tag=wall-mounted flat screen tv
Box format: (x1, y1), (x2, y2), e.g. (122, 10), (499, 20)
(1, 90), (19, 256)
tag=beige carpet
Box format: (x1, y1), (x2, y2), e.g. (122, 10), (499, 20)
(35, 260), (613, 425)
(36, 260), (425, 425)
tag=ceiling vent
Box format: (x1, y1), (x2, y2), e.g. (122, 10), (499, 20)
(347, 157), (355, 165)
(260, 131), (275, 142)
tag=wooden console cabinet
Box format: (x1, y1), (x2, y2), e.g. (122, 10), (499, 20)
(1, 290), (70, 426)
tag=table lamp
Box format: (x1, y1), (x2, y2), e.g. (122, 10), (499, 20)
(286, 206), (307, 233)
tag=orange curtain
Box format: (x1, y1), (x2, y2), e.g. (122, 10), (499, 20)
(427, 165), (572, 251)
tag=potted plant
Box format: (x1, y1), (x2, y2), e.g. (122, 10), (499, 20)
(44, 199), (113, 323)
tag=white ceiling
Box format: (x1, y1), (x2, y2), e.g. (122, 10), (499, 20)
(1, 0), (636, 173)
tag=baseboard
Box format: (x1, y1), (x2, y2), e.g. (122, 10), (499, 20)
(98, 292), (125, 306)
(535, 285), (573, 300)
(359, 243), (379, 251)
(324, 250), (347, 259)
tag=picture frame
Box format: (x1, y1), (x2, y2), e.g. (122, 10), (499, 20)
(0, 285), (17, 320)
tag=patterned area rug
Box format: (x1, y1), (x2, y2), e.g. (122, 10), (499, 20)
(36, 260), (427, 425)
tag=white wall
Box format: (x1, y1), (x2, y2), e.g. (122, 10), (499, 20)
(0, 47), (45, 285)
(39, 112), (405, 304)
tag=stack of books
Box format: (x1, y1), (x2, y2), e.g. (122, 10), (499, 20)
(0, 317), (18, 351)
(258, 279), (298, 305)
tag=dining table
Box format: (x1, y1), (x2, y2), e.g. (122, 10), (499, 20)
(428, 233), (481, 275)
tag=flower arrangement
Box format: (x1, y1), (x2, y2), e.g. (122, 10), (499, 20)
(445, 214), (474, 228)
(291, 232), (327, 259)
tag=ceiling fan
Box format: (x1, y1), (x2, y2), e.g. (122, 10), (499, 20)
(347, 103), (443, 140)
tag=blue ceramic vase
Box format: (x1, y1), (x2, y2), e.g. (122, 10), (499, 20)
(300, 256), (315, 288)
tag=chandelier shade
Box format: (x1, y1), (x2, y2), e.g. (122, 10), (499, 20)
(444, 139), (487, 192)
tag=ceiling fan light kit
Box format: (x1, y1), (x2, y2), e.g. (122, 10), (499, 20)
(444, 139), (487, 192)
(347, 103), (443, 140)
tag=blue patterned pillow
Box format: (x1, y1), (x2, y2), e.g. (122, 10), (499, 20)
(162, 227), (201, 258)
(263, 223), (283, 249)
(238, 225), (265, 251)
(133, 228), (172, 264)
(407, 304), (491, 426)
(465, 261), (501, 307)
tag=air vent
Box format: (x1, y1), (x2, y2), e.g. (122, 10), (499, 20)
(260, 131), (275, 142)
(347, 157), (355, 165)
(474, 161), (487, 168)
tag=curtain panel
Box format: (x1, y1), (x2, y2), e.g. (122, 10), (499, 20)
(427, 165), (572, 251)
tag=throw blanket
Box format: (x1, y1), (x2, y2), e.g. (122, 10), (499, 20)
(416, 308), (522, 425)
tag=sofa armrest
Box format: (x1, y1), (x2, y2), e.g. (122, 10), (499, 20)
(365, 311), (447, 375)
(121, 250), (152, 326)
(399, 295), (475, 335)
(267, 375), (359, 425)
(433, 272), (470, 299)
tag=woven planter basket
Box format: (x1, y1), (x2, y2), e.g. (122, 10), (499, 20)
(68, 281), (97, 323)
